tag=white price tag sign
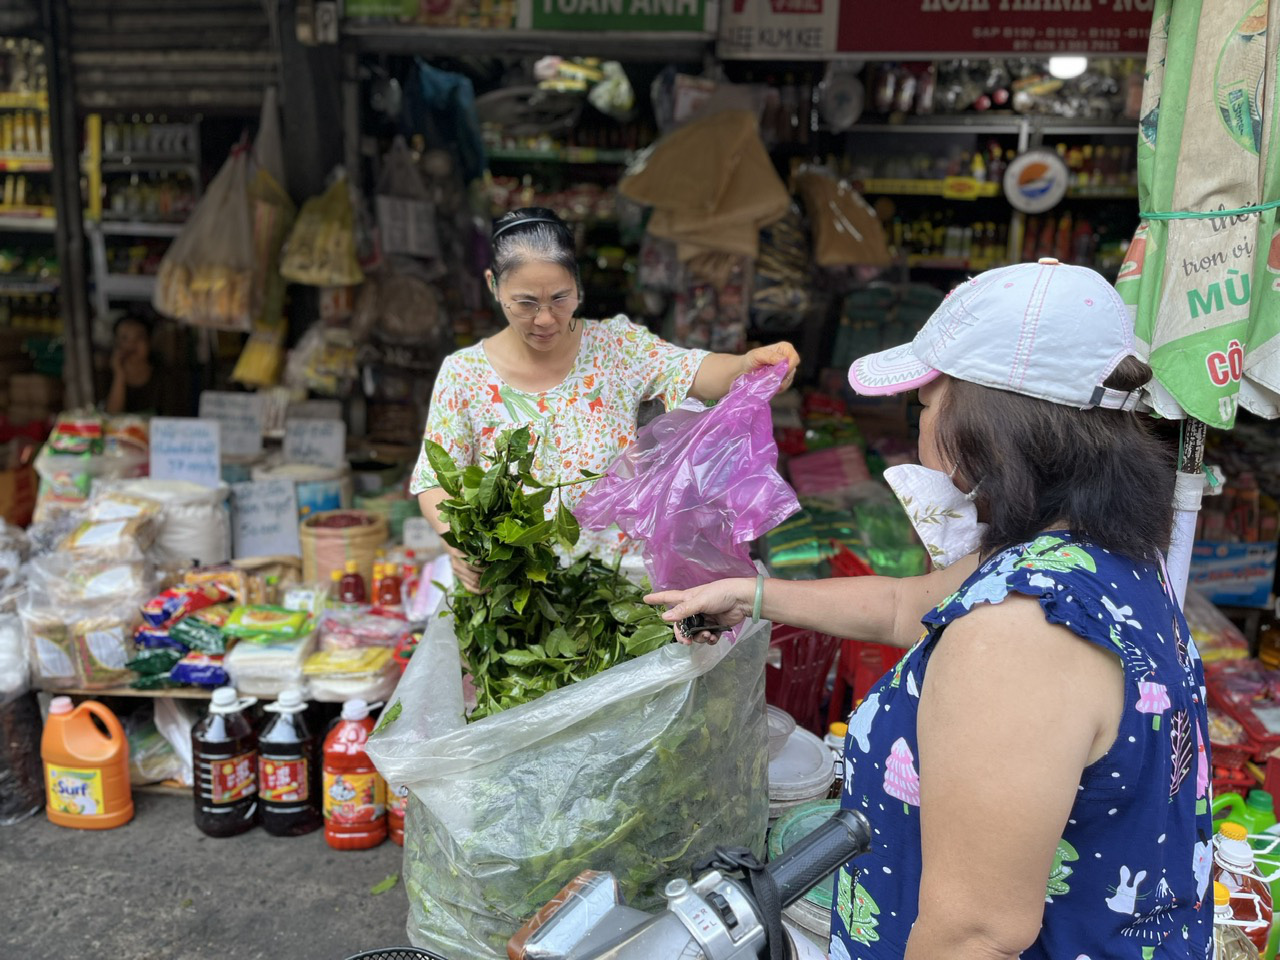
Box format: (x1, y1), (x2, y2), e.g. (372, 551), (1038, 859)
(283, 418), (347, 467)
(231, 480), (301, 558)
(198, 391), (265, 458)
(150, 418), (221, 488)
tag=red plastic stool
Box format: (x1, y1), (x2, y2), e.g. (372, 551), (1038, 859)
(765, 625), (841, 736)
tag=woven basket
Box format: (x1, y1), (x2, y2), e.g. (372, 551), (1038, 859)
(299, 509), (389, 590)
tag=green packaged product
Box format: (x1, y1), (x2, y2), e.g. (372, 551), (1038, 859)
(169, 616), (227, 654)
(127, 648), (183, 677)
(222, 605), (310, 639)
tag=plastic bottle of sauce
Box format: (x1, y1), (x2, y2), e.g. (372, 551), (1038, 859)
(825, 722), (847, 800)
(192, 686), (258, 838)
(376, 562), (403, 612)
(338, 560), (367, 607)
(258, 688), (322, 837)
(41, 697), (133, 830)
(323, 698), (387, 850)
(1215, 821), (1273, 953)
(388, 783), (408, 846)
(1216, 881), (1263, 960)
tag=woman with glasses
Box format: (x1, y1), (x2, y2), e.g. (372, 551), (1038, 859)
(411, 207), (799, 590)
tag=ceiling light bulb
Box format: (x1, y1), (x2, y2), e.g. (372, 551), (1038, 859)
(1048, 56), (1089, 80)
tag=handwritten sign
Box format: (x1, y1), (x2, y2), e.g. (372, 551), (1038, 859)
(198, 391), (265, 458)
(287, 399), (343, 421)
(150, 418), (221, 488)
(231, 480), (301, 558)
(283, 418), (347, 467)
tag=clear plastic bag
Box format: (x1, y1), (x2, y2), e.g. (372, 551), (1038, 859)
(153, 146), (255, 332)
(576, 363), (799, 591)
(280, 169), (365, 288)
(369, 611), (769, 960)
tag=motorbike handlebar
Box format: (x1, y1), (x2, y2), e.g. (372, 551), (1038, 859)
(766, 809), (873, 909)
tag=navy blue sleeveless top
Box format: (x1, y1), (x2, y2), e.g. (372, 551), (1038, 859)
(829, 533), (1212, 960)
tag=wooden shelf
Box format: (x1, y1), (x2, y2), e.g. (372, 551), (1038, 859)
(136, 781), (192, 797)
(0, 154), (52, 172)
(488, 147), (634, 166)
(0, 91), (48, 110)
(41, 684), (213, 700)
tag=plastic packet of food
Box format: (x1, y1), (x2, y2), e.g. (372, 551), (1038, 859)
(141, 584), (228, 628)
(126, 718), (183, 785)
(224, 631), (316, 697)
(169, 651), (229, 688)
(282, 583), (330, 618)
(318, 608), (412, 652)
(1208, 707), (1247, 746)
(303, 647), (398, 703)
(133, 623), (186, 652)
(18, 602), (78, 688)
(183, 566), (251, 605)
(223, 605), (310, 639)
(127, 647), (183, 678)
(71, 614), (136, 689)
(60, 516), (154, 559)
(88, 491), (160, 523)
(27, 553), (152, 607)
(169, 616), (227, 655)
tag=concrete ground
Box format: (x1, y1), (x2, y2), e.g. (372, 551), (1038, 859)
(1, 792), (411, 960)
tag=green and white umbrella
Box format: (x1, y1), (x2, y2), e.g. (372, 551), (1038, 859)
(1114, 0), (1280, 600)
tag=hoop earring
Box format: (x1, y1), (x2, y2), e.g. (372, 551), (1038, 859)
(569, 315), (579, 333)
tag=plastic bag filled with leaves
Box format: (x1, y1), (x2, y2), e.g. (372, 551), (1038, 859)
(367, 607), (769, 960)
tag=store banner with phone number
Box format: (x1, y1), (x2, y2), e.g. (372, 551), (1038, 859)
(721, 0), (1153, 58)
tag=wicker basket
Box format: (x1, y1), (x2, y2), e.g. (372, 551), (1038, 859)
(299, 509), (390, 590)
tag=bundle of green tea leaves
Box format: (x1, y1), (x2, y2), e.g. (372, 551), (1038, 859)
(423, 427), (672, 719)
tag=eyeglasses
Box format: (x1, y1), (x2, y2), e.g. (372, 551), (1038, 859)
(500, 295), (579, 322)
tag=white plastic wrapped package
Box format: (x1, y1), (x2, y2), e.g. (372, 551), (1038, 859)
(303, 647), (399, 702)
(98, 479), (231, 567)
(0, 613), (27, 695)
(367, 612), (769, 960)
(224, 632), (316, 698)
(154, 696), (198, 786)
(18, 598), (78, 688)
(25, 553), (153, 607)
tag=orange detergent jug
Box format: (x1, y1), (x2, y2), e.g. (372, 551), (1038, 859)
(41, 696), (133, 830)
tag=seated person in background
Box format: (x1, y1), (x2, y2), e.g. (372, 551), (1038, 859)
(104, 315), (185, 416)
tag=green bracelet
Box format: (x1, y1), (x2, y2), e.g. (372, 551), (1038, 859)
(752, 575), (765, 623)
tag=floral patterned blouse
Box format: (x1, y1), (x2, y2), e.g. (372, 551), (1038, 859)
(410, 315), (709, 561)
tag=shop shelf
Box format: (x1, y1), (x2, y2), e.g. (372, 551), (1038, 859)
(136, 782), (193, 797)
(907, 255), (1007, 271)
(0, 277), (58, 296)
(99, 273), (157, 300)
(860, 177), (1000, 200)
(488, 146), (634, 166)
(0, 212), (55, 232)
(0, 154), (52, 172)
(0, 91), (48, 110)
(40, 683), (213, 700)
(100, 158), (199, 175)
(1066, 186), (1140, 199)
(94, 218), (184, 237)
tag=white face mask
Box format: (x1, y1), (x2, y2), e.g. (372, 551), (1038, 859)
(883, 463), (987, 569)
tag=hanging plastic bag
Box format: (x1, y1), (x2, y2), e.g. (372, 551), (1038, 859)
(367, 609), (769, 960)
(153, 145), (254, 332)
(279, 169), (365, 288)
(233, 86), (296, 388)
(576, 363), (800, 592)
(376, 136), (439, 260)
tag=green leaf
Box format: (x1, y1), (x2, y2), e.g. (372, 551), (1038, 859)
(371, 699), (402, 735)
(370, 874), (400, 895)
(556, 502), (580, 551)
(494, 517), (527, 544)
(423, 440), (462, 497)
(462, 465), (485, 489)
(478, 467), (501, 510)
(511, 520), (555, 547)
(513, 585), (532, 615)
(499, 648), (544, 666)
(623, 622), (674, 656)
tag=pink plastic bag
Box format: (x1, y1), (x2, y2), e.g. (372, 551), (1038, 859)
(576, 363), (799, 591)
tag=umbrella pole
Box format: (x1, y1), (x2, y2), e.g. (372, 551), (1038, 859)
(1167, 418), (1206, 607)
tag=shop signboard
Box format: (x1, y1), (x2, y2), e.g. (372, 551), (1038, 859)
(150, 418), (221, 489)
(283, 418), (347, 468)
(198, 391), (265, 459)
(521, 0), (715, 32)
(1190, 541), (1279, 609)
(840, 0), (1153, 56)
(719, 0), (840, 58)
(720, 0), (1152, 57)
(231, 479), (302, 559)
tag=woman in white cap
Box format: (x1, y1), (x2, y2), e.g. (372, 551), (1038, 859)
(648, 260), (1212, 960)
(412, 207), (799, 591)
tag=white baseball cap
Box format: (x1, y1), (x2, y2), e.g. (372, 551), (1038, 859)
(848, 258), (1142, 411)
